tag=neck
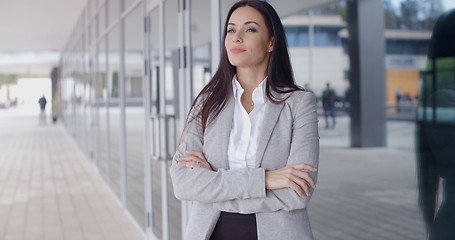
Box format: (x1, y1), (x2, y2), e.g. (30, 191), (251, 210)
(236, 67), (267, 92)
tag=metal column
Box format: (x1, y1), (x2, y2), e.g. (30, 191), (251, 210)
(159, 2), (170, 240)
(347, 0), (386, 147)
(119, 0), (128, 208)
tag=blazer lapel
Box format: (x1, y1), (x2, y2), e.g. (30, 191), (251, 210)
(255, 98), (286, 168)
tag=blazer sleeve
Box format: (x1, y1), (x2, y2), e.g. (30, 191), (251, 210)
(212, 92), (319, 213)
(170, 99), (266, 203)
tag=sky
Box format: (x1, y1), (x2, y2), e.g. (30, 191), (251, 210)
(444, 0), (455, 10)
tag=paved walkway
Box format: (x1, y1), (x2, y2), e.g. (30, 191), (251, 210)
(311, 116), (425, 239)
(0, 108), (426, 240)
(0, 109), (144, 240)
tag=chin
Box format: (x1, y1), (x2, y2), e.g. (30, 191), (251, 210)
(228, 58), (248, 67)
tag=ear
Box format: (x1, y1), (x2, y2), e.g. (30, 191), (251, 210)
(268, 36), (275, 51)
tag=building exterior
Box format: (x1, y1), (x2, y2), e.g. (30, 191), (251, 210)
(284, 14), (431, 105)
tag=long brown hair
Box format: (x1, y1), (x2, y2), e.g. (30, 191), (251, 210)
(188, 0), (303, 133)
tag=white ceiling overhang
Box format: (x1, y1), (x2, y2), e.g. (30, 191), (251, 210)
(0, 0), (87, 74)
(0, 0), (341, 75)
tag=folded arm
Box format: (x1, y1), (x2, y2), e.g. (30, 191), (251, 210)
(213, 92), (319, 213)
(170, 103), (267, 203)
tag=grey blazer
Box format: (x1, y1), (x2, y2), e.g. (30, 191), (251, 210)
(170, 90), (319, 240)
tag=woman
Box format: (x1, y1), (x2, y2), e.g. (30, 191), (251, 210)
(170, 1), (319, 240)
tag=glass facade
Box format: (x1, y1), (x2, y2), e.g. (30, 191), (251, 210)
(124, 4), (146, 230)
(107, 24), (122, 199)
(58, 1), (356, 239)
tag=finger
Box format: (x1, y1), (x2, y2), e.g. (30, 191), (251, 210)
(288, 180), (304, 197)
(291, 175), (311, 196)
(186, 150), (202, 157)
(177, 155), (199, 162)
(177, 158), (198, 166)
(293, 169), (316, 188)
(292, 163), (317, 172)
(185, 161), (199, 168)
(186, 150), (206, 161)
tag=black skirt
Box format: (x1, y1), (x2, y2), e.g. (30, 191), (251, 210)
(209, 212), (258, 240)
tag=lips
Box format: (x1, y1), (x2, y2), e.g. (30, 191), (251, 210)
(230, 47), (246, 54)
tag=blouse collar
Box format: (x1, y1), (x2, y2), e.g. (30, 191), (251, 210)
(232, 75), (268, 104)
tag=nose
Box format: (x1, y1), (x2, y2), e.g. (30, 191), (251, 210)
(232, 31), (243, 43)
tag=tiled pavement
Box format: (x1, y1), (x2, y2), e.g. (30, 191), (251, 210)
(311, 116), (425, 239)
(0, 109), (144, 240)
(0, 107), (426, 240)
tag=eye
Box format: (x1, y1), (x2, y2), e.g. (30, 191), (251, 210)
(246, 27), (257, 32)
(227, 28), (235, 33)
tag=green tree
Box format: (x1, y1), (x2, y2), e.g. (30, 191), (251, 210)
(384, 0), (400, 29)
(0, 74), (19, 88)
(420, 0), (444, 29)
(400, 0), (421, 29)
(399, 0), (445, 30)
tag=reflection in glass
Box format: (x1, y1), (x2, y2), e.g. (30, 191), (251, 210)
(75, 49), (85, 151)
(97, 37), (109, 183)
(125, 4), (146, 230)
(84, 34), (92, 161)
(108, 25), (122, 199)
(108, 0), (120, 27)
(416, 10), (455, 240)
(149, 7), (163, 240)
(164, 0), (181, 238)
(124, 0), (138, 11)
(99, 3), (106, 35)
(191, 0), (212, 99)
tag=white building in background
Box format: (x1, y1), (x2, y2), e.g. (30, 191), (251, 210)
(283, 14), (348, 97)
(283, 13), (431, 102)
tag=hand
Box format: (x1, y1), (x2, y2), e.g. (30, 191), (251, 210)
(176, 150), (213, 170)
(265, 163), (317, 197)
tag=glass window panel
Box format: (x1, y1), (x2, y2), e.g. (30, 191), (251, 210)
(221, 0), (240, 31)
(148, 6), (162, 240)
(99, 3), (106, 34)
(76, 61), (84, 148)
(108, 25), (122, 199)
(108, 0), (120, 27)
(164, 1), (181, 240)
(92, 0), (99, 16)
(93, 16), (98, 40)
(434, 57), (455, 123)
(86, 4), (92, 24)
(124, 4), (146, 230)
(191, 0), (212, 100)
(124, 0), (138, 11)
(88, 24), (92, 47)
(84, 39), (92, 161)
(97, 37), (109, 182)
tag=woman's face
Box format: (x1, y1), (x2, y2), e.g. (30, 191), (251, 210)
(225, 6), (274, 70)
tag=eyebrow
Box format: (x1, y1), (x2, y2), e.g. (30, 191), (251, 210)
(228, 21), (260, 26)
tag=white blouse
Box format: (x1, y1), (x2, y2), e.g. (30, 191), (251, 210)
(227, 75), (268, 170)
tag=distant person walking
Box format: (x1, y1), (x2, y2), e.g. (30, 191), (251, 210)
(39, 95), (47, 111)
(395, 87), (402, 105)
(322, 83), (336, 129)
(38, 95), (47, 124)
